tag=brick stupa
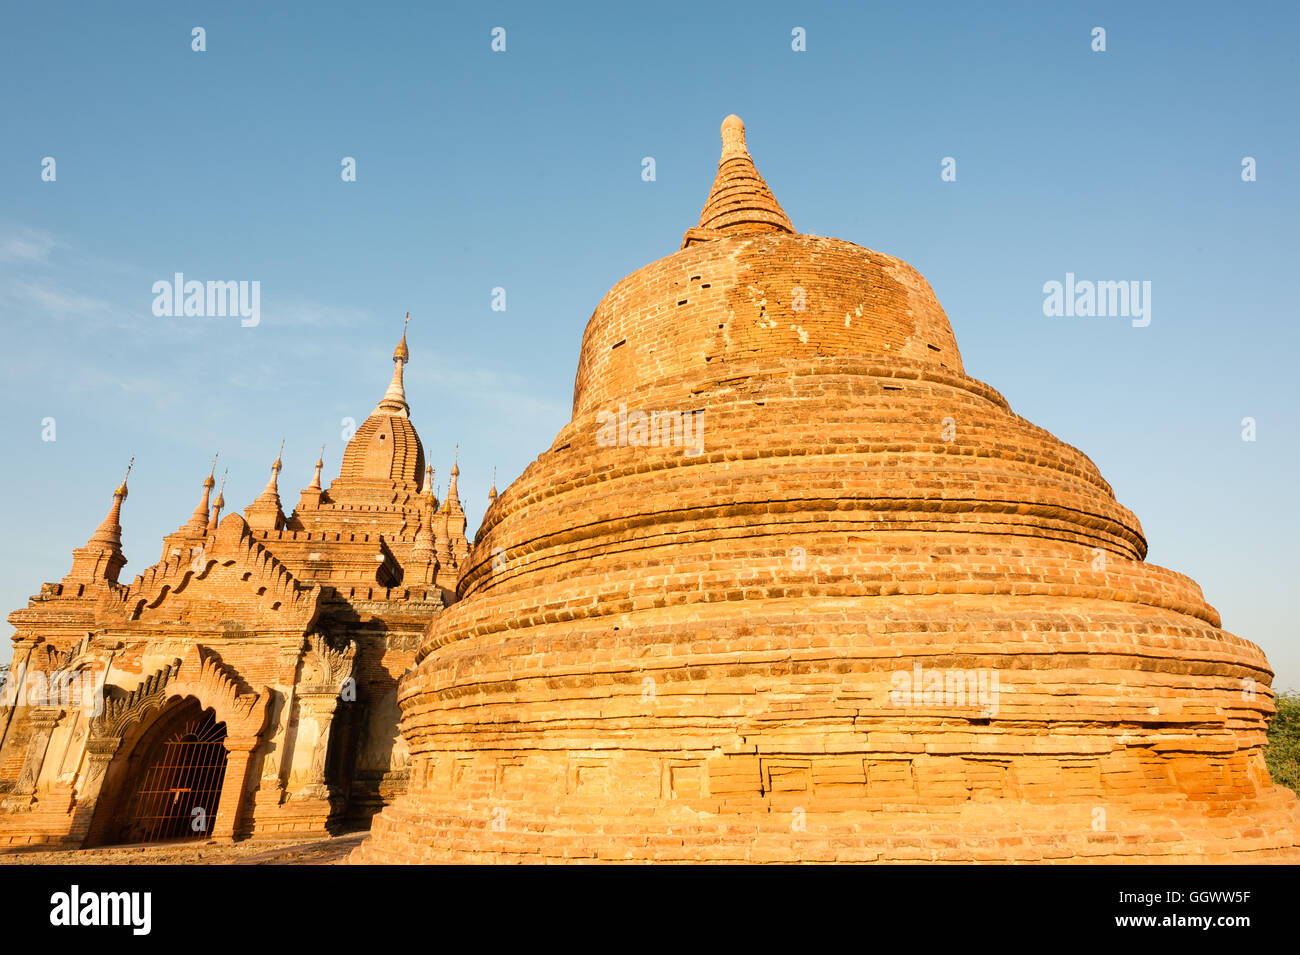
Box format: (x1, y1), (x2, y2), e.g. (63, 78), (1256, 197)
(353, 117), (1300, 863)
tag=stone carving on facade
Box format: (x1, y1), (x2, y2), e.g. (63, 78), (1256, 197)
(29, 633), (93, 677)
(299, 633), (356, 697)
(290, 633), (357, 802)
(88, 659), (182, 741)
(385, 633), (422, 653)
(1, 708), (63, 812)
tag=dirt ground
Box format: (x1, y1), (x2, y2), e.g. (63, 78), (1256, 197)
(0, 830), (366, 865)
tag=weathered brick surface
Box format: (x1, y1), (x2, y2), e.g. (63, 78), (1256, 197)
(353, 117), (1300, 864)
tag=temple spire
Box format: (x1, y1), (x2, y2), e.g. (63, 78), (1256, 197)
(211, 468), (228, 527)
(263, 439), (284, 496)
(92, 457), (133, 547)
(488, 466), (498, 504)
(424, 464), (437, 507)
(410, 463), (438, 585)
(682, 115), (794, 248)
(297, 447), (325, 513)
(182, 454), (218, 536)
(245, 442), (286, 531)
(308, 445), (325, 491)
(375, 312), (412, 417)
(443, 447), (461, 513)
(65, 458), (132, 585)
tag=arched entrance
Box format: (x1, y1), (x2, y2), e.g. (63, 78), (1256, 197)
(122, 701), (228, 843)
(92, 698), (229, 845)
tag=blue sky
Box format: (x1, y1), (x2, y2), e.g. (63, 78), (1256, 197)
(1, 2), (1297, 687)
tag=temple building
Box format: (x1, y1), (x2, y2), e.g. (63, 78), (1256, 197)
(0, 330), (472, 847)
(354, 117), (1300, 863)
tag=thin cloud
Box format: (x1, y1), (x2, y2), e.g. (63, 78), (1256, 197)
(0, 226), (59, 265)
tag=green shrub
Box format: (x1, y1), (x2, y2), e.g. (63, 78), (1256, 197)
(1265, 689), (1300, 795)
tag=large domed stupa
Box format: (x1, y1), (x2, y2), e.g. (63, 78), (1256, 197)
(354, 117), (1300, 863)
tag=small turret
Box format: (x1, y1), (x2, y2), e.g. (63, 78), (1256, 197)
(297, 446), (326, 512)
(245, 442), (287, 532)
(63, 459), (133, 586)
(210, 469), (228, 527)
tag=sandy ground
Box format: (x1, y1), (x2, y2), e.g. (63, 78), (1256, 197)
(0, 831), (365, 865)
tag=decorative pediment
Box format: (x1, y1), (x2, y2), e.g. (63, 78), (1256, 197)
(103, 513), (321, 630)
(90, 659), (182, 739)
(90, 644), (269, 743)
(28, 633), (94, 676)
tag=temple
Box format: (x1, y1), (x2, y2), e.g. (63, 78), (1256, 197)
(353, 117), (1300, 863)
(0, 327), (472, 847)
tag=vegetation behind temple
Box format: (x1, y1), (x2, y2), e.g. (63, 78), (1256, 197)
(1267, 690), (1300, 795)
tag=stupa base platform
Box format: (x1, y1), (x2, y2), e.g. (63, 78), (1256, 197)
(351, 784), (1300, 864)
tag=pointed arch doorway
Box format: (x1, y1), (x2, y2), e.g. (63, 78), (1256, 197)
(103, 699), (230, 845)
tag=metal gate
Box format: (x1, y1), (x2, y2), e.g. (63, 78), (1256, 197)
(125, 709), (228, 843)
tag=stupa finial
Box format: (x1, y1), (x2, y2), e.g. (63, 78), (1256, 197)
(116, 456), (134, 499)
(377, 313), (411, 415)
(683, 115), (794, 248)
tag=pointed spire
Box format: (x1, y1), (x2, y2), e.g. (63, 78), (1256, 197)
(181, 454), (218, 536)
(443, 447), (461, 513)
(682, 115), (794, 249)
(308, 444), (325, 491)
(259, 440), (284, 496)
(245, 443), (286, 531)
(66, 458), (132, 585)
(488, 466), (498, 504)
(91, 457), (133, 548)
(410, 460), (438, 586)
(375, 312), (412, 417)
(297, 447), (325, 513)
(211, 468), (228, 526)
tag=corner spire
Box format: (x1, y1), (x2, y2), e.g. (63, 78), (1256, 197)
(308, 444), (325, 491)
(441, 448), (462, 514)
(93, 457), (133, 547)
(65, 458), (132, 585)
(245, 443), (286, 531)
(211, 468), (228, 526)
(375, 312), (412, 417)
(181, 457), (217, 536)
(259, 439), (284, 496)
(682, 115), (794, 249)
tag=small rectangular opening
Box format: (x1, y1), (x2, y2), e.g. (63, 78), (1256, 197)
(611, 339), (626, 350)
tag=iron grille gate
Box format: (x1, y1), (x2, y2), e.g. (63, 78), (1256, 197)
(127, 710), (228, 843)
